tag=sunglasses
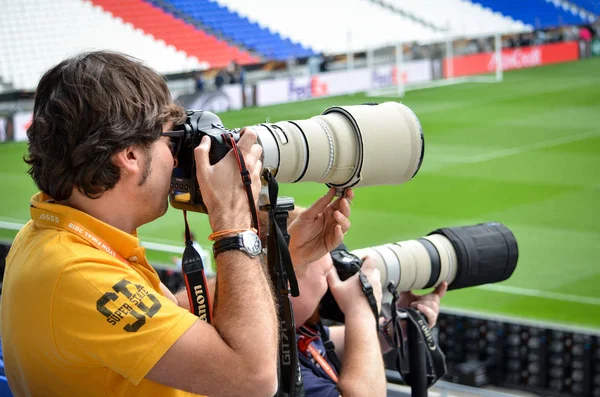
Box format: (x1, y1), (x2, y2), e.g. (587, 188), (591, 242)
(161, 131), (185, 156)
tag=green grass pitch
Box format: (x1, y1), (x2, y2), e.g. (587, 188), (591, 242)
(1, 58), (599, 329)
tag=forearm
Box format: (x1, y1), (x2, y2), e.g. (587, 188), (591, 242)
(328, 325), (345, 361)
(338, 310), (387, 397)
(212, 251), (278, 375)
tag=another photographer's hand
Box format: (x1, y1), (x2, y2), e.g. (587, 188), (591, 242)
(288, 188), (353, 275)
(194, 129), (263, 232)
(326, 255), (382, 318)
(396, 282), (447, 328)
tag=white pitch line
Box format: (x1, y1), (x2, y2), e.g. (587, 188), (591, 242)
(422, 130), (600, 173)
(0, 220), (25, 231)
(477, 283), (600, 306)
(463, 130), (600, 164)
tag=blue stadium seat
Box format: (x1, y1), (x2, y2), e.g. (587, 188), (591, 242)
(0, 340), (13, 397)
(470, 0), (590, 28)
(156, 0), (317, 60)
(568, 0), (600, 16)
(0, 376), (11, 397)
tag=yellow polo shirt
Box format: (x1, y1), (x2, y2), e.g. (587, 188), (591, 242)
(0, 193), (201, 396)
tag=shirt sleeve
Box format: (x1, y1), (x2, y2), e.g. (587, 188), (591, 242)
(52, 258), (198, 385)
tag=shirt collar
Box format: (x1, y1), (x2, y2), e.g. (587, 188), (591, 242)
(30, 192), (143, 261)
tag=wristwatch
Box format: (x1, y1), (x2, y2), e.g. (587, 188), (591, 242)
(213, 230), (262, 258)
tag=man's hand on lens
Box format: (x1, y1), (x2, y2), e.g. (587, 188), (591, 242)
(396, 282), (448, 328)
(287, 187), (353, 275)
(326, 254), (382, 318)
(194, 128), (263, 232)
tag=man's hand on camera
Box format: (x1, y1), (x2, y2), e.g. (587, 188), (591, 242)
(194, 129), (263, 233)
(287, 187), (353, 275)
(326, 255), (382, 318)
(396, 282), (448, 328)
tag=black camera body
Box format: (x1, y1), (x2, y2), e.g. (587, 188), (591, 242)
(169, 110), (242, 213)
(318, 244), (364, 324)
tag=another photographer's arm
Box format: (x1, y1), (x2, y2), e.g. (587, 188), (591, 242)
(147, 131), (278, 397)
(287, 188), (353, 274)
(326, 257), (386, 397)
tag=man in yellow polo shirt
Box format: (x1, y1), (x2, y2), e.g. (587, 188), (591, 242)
(0, 51), (353, 397)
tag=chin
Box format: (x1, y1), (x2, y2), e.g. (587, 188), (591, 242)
(159, 199), (170, 216)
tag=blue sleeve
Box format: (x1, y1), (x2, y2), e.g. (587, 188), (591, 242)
(300, 363), (340, 397)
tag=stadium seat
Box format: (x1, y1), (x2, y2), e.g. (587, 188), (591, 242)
(0, 376), (11, 397)
(157, 0), (317, 60)
(0, 0), (208, 90)
(379, 0), (530, 36)
(567, 0), (600, 16)
(91, 0), (259, 66)
(206, 0), (444, 54)
(469, 0), (592, 28)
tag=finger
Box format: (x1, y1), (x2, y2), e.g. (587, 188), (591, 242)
(435, 281), (448, 299)
(415, 303), (438, 328)
(414, 298), (439, 315)
(235, 129), (258, 152)
(326, 224), (344, 252)
(326, 267), (341, 288)
(334, 210), (351, 234)
(361, 255), (377, 271)
(244, 143), (263, 169)
(345, 188), (355, 203)
(336, 195), (351, 218)
(301, 188), (336, 218)
(250, 142), (263, 159)
(194, 136), (212, 176)
(252, 160), (263, 181)
(399, 290), (419, 302)
(368, 268), (381, 289)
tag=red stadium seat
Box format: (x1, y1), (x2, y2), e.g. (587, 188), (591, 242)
(90, 0), (260, 68)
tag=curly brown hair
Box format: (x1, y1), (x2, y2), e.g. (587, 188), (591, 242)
(25, 51), (186, 200)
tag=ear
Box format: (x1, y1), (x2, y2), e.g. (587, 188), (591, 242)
(112, 145), (144, 180)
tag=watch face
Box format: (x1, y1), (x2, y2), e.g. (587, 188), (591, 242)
(241, 231), (262, 256)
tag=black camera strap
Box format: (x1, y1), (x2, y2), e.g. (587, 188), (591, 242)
(352, 263), (380, 328)
(222, 133), (260, 236)
(181, 210), (213, 323)
(263, 170), (303, 397)
(386, 286), (447, 388)
(316, 321), (342, 374)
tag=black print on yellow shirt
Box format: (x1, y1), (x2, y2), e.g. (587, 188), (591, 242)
(96, 279), (162, 332)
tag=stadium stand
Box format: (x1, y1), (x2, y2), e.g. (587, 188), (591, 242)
(0, 0), (256, 91)
(378, 0), (530, 36)
(210, 0), (445, 54)
(469, 0), (593, 28)
(0, 336), (10, 397)
(154, 0), (316, 60)
(568, 0), (600, 16)
(90, 0), (259, 66)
